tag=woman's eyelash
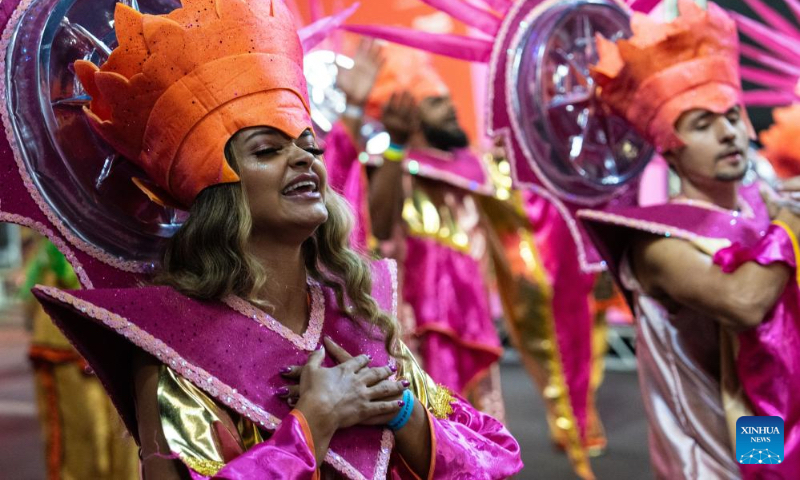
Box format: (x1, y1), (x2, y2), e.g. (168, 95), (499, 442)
(254, 146), (325, 156)
(255, 147), (281, 156)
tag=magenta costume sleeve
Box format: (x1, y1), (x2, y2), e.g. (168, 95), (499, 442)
(422, 394), (522, 479)
(186, 412), (317, 480)
(714, 221), (800, 477)
(323, 122), (370, 251)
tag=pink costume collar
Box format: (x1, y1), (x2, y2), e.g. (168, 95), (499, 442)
(578, 182), (771, 302)
(33, 260), (399, 480)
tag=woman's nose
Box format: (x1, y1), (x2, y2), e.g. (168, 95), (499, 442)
(287, 145), (314, 167)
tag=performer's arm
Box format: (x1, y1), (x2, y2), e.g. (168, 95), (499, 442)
(336, 39), (383, 144)
(135, 344), (404, 479)
(630, 207), (800, 330)
(392, 342), (523, 479)
(134, 354), (193, 480)
(133, 353), (320, 480)
(369, 92), (415, 240)
(325, 39), (383, 192)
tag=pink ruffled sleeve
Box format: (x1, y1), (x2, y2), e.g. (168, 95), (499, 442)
(424, 394), (523, 479)
(185, 411), (318, 480)
(713, 221), (798, 273)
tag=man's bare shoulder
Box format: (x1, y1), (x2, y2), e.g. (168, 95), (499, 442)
(629, 233), (702, 295)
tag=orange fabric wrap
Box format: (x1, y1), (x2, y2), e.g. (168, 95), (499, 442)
(139, 53), (310, 205)
(590, 0), (750, 152)
(626, 58), (745, 152)
(649, 83), (749, 153)
(75, 0), (311, 208)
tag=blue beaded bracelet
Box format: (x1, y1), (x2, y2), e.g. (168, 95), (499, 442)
(387, 389), (414, 431)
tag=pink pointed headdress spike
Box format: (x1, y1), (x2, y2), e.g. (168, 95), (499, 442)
(342, 24), (493, 63)
(743, 90), (798, 107)
(627, 0), (663, 13)
(740, 66), (799, 90)
(472, 0), (512, 15)
(298, 2), (358, 51)
(786, 0), (800, 25)
(739, 44), (800, 78)
(734, 13), (800, 65)
(741, 0), (800, 39)
(417, 0), (502, 36)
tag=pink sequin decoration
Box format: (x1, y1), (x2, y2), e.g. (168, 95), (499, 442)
(0, 211), (93, 288)
(222, 279), (324, 351)
(577, 209), (703, 242)
(34, 285), (393, 479)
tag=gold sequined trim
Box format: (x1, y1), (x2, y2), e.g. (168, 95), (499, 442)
(430, 385), (455, 419)
(182, 456), (226, 476)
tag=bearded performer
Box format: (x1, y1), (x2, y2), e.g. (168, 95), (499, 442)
(0, 0), (523, 478)
(317, 38), (385, 252)
(322, 29), (612, 477)
(577, 1), (800, 477)
(350, 44), (506, 420)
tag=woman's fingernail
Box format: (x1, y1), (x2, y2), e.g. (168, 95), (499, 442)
(389, 364), (398, 372)
(402, 380), (410, 387)
(276, 387), (289, 395)
(366, 354), (372, 361)
(397, 400), (405, 407)
(316, 344), (324, 351)
(279, 366), (292, 374)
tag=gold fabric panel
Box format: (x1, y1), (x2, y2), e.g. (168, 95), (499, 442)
(395, 341), (454, 419)
(155, 341), (450, 476)
(401, 178), (485, 258)
(157, 366), (263, 476)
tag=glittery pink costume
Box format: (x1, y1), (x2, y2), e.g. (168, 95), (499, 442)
(0, 0), (522, 477)
(32, 260), (522, 479)
(580, 183), (800, 478)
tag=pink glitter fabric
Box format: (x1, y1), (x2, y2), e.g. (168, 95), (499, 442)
(581, 183), (800, 478)
(34, 258), (522, 478)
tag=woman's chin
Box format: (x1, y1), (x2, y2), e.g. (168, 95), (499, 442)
(286, 210), (329, 235)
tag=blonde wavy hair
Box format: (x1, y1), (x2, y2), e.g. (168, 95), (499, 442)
(155, 143), (400, 357)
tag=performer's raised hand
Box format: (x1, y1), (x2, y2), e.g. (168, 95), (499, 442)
(337, 38), (384, 110)
(382, 91), (419, 146)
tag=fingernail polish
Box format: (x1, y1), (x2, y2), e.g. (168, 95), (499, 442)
(279, 366), (292, 374)
(402, 380), (410, 387)
(366, 354), (372, 361)
(397, 400), (405, 407)
(276, 387), (289, 395)
(389, 364), (398, 372)
(316, 344), (324, 351)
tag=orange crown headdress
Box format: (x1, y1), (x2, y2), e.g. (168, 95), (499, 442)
(365, 42), (448, 119)
(590, 0), (753, 153)
(75, 0), (312, 209)
(760, 104), (800, 179)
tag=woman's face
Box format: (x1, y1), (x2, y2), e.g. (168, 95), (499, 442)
(228, 127), (328, 242)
